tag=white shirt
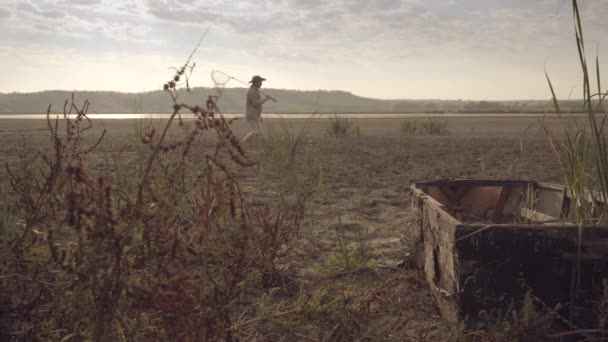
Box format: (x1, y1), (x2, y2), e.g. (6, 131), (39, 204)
(246, 86), (263, 119)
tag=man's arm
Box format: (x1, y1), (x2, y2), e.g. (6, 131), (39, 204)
(247, 91), (270, 107)
(247, 89), (270, 107)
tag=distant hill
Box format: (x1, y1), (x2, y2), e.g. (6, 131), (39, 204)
(0, 88), (596, 114)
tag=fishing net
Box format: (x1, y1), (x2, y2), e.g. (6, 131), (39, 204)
(210, 70), (236, 99)
(210, 70), (278, 106)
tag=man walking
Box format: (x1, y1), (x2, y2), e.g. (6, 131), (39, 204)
(242, 75), (272, 143)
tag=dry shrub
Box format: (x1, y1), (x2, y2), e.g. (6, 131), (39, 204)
(0, 61), (305, 341)
(401, 117), (448, 136)
(327, 114), (352, 137)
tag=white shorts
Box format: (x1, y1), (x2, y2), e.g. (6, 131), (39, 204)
(246, 117), (261, 132)
(242, 116), (264, 142)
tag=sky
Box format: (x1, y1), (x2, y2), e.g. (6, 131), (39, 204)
(0, 0), (607, 100)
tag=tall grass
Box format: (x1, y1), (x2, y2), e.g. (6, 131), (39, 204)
(401, 117), (449, 136)
(401, 119), (419, 135)
(327, 114), (352, 137)
(262, 121), (307, 180)
(544, 0), (608, 223)
(542, 1), (608, 338)
(421, 117), (449, 135)
(326, 227), (377, 275)
(0, 183), (16, 238)
(260, 117), (325, 193)
(451, 291), (558, 341)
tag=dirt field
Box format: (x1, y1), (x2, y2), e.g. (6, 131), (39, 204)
(0, 115), (569, 339)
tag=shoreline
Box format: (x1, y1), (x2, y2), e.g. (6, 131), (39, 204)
(0, 112), (596, 120)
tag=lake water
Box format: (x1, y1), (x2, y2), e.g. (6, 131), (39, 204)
(0, 113), (568, 120)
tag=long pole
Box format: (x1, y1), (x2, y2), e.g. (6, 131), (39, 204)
(212, 70), (277, 102)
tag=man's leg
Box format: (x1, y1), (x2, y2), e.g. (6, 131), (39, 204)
(242, 118), (261, 143)
(255, 119), (265, 142)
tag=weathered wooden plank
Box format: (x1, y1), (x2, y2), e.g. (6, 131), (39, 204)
(415, 179), (530, 188)
(490, 186), (511, 222)
(535, 186), (566, 218)
(419, 198), (461, 323)
(410, 179), (608, 329)
(520, 207), (558, 222)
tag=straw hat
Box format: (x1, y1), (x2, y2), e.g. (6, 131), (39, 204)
(249, 75), (267, 83)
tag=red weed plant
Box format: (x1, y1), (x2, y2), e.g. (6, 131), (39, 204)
(1, 62), (305, 341)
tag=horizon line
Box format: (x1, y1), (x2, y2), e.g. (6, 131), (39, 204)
(0, 87), (569, 103)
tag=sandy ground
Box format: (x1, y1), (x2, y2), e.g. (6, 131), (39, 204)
(0, 115), (569, 339)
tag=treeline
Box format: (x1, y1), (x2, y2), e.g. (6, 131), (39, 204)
(0, 88), (598, 114)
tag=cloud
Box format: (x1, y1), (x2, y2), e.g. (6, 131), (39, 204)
(99, 22), (157, 43)
(147, 6), (218, 25)
(1, 0), (608, 99)
(581, 2), (608, 36)
(16, 2), (66, 19)
(341, 0), (404, 12)
(9, 0), (595, 64)
(62, 0), (103, 5)
(0, 7), (11, 19)
(1, 1), (164, 47)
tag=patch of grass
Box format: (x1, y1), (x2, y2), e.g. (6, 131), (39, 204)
(401, 119), (419, 135)
(327, 114), (352, 137)
(0, 183), (16, 238)
(420, 117), (449, 135)
(389, 141), (408, 167)
(251, 271), (407, 341)
(401, 117), (448, 136)
(262, 122), (306, 180)
(539, 2), (608, 339)
(450, 291), (558, 341)
(543, 0), (608, 224)
(260, 118), (323, 192)
(598, 279), (608, 332)
(326, 226), (377, 275)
